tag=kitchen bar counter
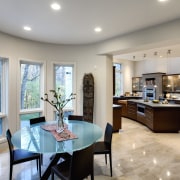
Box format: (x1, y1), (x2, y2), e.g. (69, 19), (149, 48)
(113, 96), (142, 117)
(126, 99), (180, 133)
(128, 99), (180, 108)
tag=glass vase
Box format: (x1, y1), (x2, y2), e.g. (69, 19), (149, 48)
(56, 108), (64, 133)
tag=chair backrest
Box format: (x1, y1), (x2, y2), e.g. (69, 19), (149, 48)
(6, 129), (14, 163)
(104, 123), (113, 146)
(70, 144), (93, 179)
(30, 116), (46, 125)
(68, 115), (84, 121)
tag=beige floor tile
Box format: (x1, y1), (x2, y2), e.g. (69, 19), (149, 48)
(1, 118), (180, 179)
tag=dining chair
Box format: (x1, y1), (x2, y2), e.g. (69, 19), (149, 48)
(6, 129), (41, 180)
(29, 116), (46, 125)
(51, 144), (94, 180)
(68, 115), (84, 121)
(30, 116), (46, 165)
(93, 122), (113, 177)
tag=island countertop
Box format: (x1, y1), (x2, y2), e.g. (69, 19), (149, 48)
(127, 99), (180, 108)
(126, 99), (180, 132)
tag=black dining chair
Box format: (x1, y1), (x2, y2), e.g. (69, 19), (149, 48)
(68, 114), (84, 121)
(93, 122), (113, 177)
(30, 116), (46, 125)
(51, 144), (94, 180)
(6, 129), (41, 180)
(30, 116), (46, 165)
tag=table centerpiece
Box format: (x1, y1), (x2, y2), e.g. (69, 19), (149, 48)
(41, 88), (76, 133)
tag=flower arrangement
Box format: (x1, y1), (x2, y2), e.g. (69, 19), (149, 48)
(41, 88), (76, 132)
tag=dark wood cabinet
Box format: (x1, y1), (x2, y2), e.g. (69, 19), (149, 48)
(119, 101), (128, 117)
(151, 107), (180, 132)
(127, 101), (137, 120)
(128, 100), (180, 132)
(113, 105), (122, 132)
(145, 106), (153, 129)
(137, 112), (145, 124)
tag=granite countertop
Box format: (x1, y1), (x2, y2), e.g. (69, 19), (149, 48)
(127, 99), (180, 108)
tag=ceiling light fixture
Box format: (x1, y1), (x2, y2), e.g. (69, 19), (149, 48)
(158, 0), (169, 2)
(94, 27), (102, 33)
(23, 26), (31, 31)
(51, 3), (61, 10)
(166, 49), (171, 73)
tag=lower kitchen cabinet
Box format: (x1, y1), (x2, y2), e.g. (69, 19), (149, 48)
(113, 105), (122, 132)
(128, 100), (180, 132)
(145, 106), (153, 129)
(127, 101), (137, 120)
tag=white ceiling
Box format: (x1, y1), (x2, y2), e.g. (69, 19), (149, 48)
(1, 0), (180, 58)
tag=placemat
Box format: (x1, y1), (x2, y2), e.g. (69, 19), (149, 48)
(41, 124), (77, 142)
(41, 123), (68, 131)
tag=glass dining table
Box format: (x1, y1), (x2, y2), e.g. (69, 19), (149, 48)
(11, 120), (102, 180)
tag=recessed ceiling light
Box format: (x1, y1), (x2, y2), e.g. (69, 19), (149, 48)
(23, 26), (31, 31)
(51, 3), (61, 10)
(158, 0), (169, 2)
(94, 27), (102, 32)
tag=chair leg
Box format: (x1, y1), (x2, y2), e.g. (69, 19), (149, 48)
(9, 164), (13, 180)
(40, 154), (43, 165)
(105, 154), (107, 164)
(109, 153), (112, 177)
(91, 170), (94, 180)
(39, 158), (41, 178)
(36, 159), (39, 170)
(51, 171), (54, 180)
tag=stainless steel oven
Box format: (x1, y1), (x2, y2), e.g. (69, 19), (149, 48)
(143, 87), (156, 100)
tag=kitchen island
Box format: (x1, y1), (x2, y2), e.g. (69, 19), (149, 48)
(127, 99), (180, 133)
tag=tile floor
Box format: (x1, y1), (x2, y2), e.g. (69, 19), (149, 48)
(1, 117), (180, 180)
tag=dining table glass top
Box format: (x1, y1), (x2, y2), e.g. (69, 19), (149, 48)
(11, 120), (102, 153)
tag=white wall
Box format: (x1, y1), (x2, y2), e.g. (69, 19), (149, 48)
(0, 32), (111, 135)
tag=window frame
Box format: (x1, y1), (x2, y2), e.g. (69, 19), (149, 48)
(113, 63), (123, 96)
(18, 59), (46, 129)
(0, 57), (9, 139)
(53, 61), (77, 118)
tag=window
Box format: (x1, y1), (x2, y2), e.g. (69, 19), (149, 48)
(20, 63), (41, 109)
(20, 61), (43, 127)
(0, 57), (8, 136)
(54, 64), (75, 118)
(113, 63), (123, 96)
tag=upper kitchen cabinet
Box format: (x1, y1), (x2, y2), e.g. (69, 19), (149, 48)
(132, 77), (143, 92)
(162, 74), (180, 93)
